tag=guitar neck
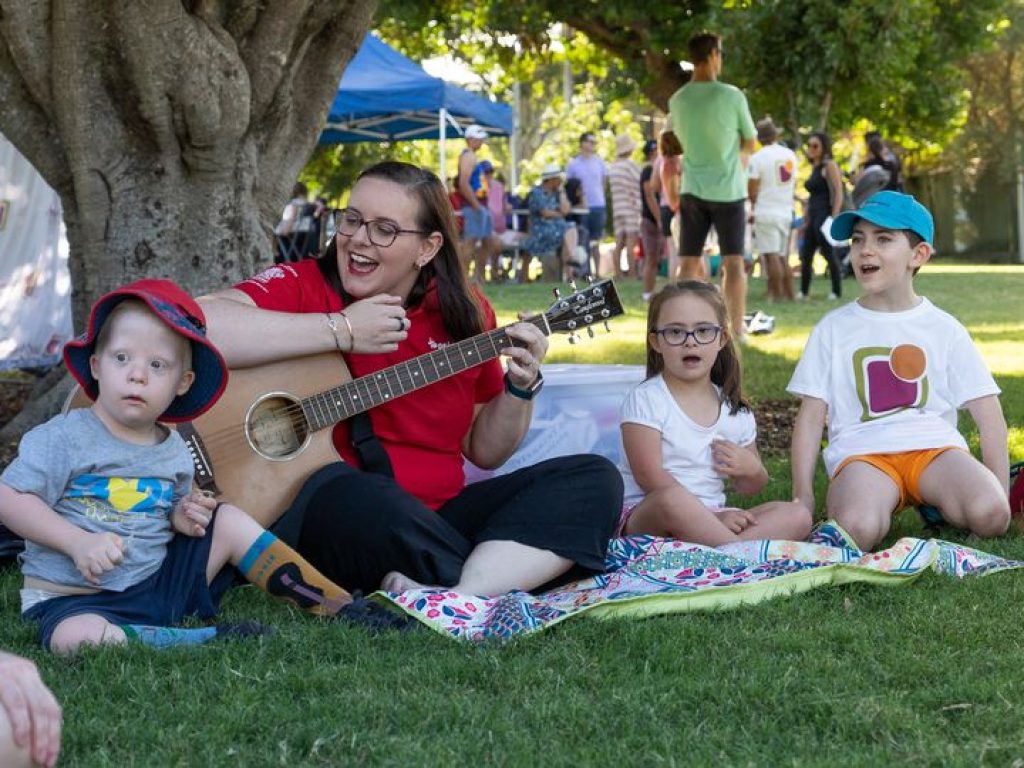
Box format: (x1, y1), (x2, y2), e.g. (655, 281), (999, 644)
(300, 314), (550, 431)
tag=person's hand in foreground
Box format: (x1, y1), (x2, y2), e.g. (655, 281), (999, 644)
(0, 650), (62, 767)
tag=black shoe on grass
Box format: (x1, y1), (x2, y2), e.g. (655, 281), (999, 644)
(216, 620), (276, 640)
(335, 593), (417, 634)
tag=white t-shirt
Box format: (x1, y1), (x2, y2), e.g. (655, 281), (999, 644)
(786, 298), (999, 476)
(747, 143), (798, 220)
(618, 375), (757, 508)
(274, 196), (307, 236)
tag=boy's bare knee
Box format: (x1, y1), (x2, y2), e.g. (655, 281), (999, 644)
(965, 498), (1011, 538)
(49, 614), (126, 655)
(830, 507), (884, 551)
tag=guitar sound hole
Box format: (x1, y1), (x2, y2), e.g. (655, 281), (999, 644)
(246, 395), (309, 460)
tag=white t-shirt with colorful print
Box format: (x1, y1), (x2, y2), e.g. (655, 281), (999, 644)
(786, 298), (999, 476)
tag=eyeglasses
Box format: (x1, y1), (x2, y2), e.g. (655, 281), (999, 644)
(337, 209), (427, 247)
(652, 324), (722, 345)
(807, 142), (822, 150)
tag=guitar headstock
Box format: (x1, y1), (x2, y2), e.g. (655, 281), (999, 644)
(542, 279), (624, 338)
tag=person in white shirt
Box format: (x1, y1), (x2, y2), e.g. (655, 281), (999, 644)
(788, 192), (1010, 550)
(747, 118), (798, 301)
(617, 281), (811, 545)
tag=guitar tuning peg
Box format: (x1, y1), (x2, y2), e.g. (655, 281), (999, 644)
(551, 288), (562, 299)
(587, 326), (595, 338)
(603, 321), (611, 333)
(568, 334), (577, 345)
(568, 280), (578, 292)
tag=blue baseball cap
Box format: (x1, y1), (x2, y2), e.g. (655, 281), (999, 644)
(831, 191), (934, 245)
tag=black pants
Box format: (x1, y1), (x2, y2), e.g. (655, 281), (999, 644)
(799, 210), (843, 297)
(275, 455), (623, 594)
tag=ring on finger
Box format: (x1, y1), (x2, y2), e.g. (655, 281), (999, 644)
(396, 317), (404, 332)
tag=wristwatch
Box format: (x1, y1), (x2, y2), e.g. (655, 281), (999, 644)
(504, 371), (544, 401)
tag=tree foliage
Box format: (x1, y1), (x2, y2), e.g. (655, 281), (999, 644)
(376, 0), (1005, 145)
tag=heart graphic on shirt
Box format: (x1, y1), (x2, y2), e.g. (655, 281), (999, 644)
(105, 478), (150, 512)
(778, 159), (794, 183)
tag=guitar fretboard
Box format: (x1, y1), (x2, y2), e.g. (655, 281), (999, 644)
(299, 314), (549, 431)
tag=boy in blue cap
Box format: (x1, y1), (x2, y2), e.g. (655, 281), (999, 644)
(0, 279), (401, 653)
(787, 191), (1010, 550)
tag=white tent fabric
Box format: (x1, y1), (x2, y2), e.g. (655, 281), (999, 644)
(0, 131), (72, 370)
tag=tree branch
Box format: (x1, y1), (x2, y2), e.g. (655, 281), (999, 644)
(564, 14), (686, 110)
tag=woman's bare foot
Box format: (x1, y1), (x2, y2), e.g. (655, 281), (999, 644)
(380, 571), (428, 593)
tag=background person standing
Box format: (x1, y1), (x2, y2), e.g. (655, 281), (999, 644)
(608, 134), (642, 278)
(669, 31), (756, 339)
(639, 138), (665, 301)
(748, 118), (798, 301)
(798, 131), (845, 301)
(566, 132), (608, 277)
(457, 125), (502, 283)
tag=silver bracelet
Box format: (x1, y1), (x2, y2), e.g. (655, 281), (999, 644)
(325, 312), (353, 353)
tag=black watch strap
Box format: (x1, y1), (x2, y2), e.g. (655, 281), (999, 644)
(504, 370), (544, 401)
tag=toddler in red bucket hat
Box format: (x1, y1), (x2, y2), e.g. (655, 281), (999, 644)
(62, 278), (228, 426)
(0, 279), (409, 653)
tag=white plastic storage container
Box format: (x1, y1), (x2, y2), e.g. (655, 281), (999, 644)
(465, 363), (645, 483)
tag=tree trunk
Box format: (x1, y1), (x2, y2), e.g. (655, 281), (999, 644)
(0, 0), (378, 329)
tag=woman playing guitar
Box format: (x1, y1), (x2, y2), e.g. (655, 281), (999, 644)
(199, 161), (623, 596)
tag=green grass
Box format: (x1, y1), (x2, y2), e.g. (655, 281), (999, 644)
(2, 264), (1023, 766)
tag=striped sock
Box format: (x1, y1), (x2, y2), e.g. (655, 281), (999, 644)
(239, 531), (352, 617)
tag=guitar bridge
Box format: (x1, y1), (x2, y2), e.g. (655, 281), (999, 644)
(177, 421), (220, 496)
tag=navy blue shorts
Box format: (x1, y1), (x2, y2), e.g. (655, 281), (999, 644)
(679, 194), (746, 257)
(24, 514), (236, 649)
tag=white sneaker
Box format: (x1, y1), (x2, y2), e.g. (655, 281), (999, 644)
(795, 292), (807, 301)
(827, 292), (839, 301)
(745, 310), (775, 335)
(641, 292), (653, 302)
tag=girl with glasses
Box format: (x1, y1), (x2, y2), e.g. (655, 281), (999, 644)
(616, 281), (811, 544)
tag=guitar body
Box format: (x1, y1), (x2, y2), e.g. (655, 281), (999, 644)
(188, 352), (352, 527)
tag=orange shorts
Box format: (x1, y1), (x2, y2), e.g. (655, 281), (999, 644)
(834, 447), (962, 511)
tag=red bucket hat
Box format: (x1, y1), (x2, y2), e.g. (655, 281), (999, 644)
(62, 279), (228, 423)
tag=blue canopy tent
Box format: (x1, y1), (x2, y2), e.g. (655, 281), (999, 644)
(319, 35), (515, 181)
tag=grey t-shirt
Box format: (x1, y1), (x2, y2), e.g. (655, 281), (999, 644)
(0, 409), (193, 591)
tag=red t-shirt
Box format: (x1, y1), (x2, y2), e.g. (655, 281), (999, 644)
(235, 260), (504, 509)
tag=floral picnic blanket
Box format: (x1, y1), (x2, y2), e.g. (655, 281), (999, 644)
(377, 523), (1024, 642)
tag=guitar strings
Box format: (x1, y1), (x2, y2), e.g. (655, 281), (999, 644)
(188, 312), (567, 461)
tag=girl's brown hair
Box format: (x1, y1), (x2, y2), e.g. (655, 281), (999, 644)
(317, 161), (484, 340)
(659, 129), (682, 157)
(645, 281), (748, 414)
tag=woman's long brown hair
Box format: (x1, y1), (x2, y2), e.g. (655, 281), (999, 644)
(317, 161), (484, 340)
(645, 281), (748, 414)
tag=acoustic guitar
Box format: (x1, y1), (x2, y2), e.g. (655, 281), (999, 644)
(67, 280), (623, 527)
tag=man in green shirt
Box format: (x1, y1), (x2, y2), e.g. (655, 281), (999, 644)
(669, 31), (756, 339)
